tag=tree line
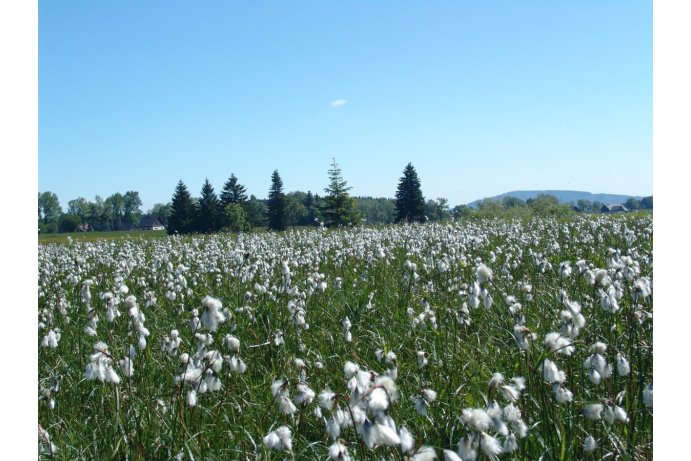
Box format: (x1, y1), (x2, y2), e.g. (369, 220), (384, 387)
(38, 191), (147, 234)
(39, 162), (653, 234)
(162, 160), (432, 234)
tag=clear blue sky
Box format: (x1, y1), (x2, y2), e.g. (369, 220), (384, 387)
(38, 0), (652, 211)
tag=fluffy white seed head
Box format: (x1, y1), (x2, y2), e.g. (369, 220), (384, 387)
(583, 403), (604, 420)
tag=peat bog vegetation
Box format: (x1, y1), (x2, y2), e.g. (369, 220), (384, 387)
(37, 215), (652, 460)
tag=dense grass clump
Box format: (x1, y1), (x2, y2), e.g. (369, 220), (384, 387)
(38, 215), (652, 460)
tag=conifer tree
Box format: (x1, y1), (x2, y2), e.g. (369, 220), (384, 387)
(196, 178), (221, 233)
(220, 173), (248, 205)
(321, 159), (361, 227)
(168, 180), (196, 234)
(267, 170), (287, 231)
(395, 163), (426, 223)
(220, 173), (248, 229)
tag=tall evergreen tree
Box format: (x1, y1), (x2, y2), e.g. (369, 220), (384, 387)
(168, 180), (196, 234)
(220, 173), (248, 205)
(267, 170), (287, 231)
(220, 173), (249, 229)
(394, 163), (426, 223)
(321, 159), (361, 227)
(196, 178), (221, 233)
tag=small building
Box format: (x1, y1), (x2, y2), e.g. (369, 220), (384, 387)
(601, 204), (628, 213)
(136, 216), (165, 231)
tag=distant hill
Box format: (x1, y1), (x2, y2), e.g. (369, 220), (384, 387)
(466, 190), (642, 208)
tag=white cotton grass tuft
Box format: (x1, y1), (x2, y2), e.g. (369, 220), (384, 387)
(552, 384), (574, 404)
(224, 334), (240, 353)
(367, 387), (389, 411)
(372, 423), (401, 446)
(479, 432), (502, 458)
(544, 332), (575, 356)
(584, 435), (597, 452)
(84, 341), (121, 384)
(457, 436), (478, 461)
(542, 359), (566, 384)
(417, 351), (429, 369)
(399, 426), (415, 453)
(344, 361), (360, 378)
(200, 295), (226, 332)
(271, 379), (287, 397)
(643, 383), (653, 407)
(187, 389), (197, 407)
(408, 445), (437, 460)
(319, 389), (336, 410)
(461, 408), (492, 432)
(38, 424), (58, 456)
(503, 433), (519, 453)
(385, 351), (397, 364)
(476, 264), (493, 285)
(263, 426), (292, 452)
(443, 449), (463, 461)
(41, 329), (61, 348)
(591, 342), (608, 354)
(328, 441), (350, 460)
(583, 403), (604, 420)
(293, 383), (315, 406)
(616, 353), (630, 376)
(119, 356), (134, 378)
(342, 317), (352, 342)
(488, 372), (504, 391)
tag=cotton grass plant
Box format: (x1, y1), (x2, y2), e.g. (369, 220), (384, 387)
(38, 214), (652, 459)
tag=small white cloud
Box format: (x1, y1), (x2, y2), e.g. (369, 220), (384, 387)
(329, 99), (348, 108)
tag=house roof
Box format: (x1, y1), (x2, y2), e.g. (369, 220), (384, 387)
(138, 216), (164, 227)
(602, 204), (628, 212)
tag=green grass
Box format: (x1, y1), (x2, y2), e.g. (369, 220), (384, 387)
(38, 216), (653, 460)
(38, 229), (168, 244)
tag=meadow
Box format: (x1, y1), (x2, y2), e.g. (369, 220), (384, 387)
(37, 215), (653, 460)
(38, 229), (168, 245)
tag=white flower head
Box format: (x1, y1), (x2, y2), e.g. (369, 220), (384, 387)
(328, 441), (350, 460)
(616, 353), (631, 376)
(344, 361), (360, 379)
(479, 432), (502, 458)
(643, 383), (653, 407)
(583, 403), (604, 420)
(476, 264), (493, 285)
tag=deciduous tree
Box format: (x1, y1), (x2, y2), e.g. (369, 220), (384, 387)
(123, 191), (143, 228)
(38, 191), (62, 227)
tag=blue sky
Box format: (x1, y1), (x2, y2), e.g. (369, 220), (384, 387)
(38, 1), (652, 211)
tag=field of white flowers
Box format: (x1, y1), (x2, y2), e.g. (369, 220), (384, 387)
(38, 215), (652, 460)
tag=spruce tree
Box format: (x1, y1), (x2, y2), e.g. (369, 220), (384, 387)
(321, 159), (361, 227)
(267, 170), (287, 231)
(168, 180), (196, 234)
(220, 173), (248, 205)
(395, 163), (426, 223)
(196, 178), (221, 233)
(220, 173), (248, 229)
